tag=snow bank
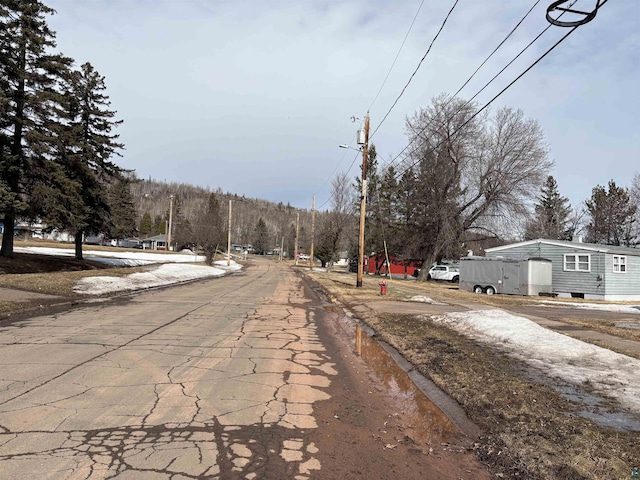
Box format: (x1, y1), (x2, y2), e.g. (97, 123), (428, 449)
(16, 246), (205, 263)
(430, 309), (640, 414)
(74, 262), (239, 295)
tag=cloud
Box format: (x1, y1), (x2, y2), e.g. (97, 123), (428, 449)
(46, 0), (639, 209)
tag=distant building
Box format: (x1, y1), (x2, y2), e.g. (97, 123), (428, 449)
(142, 234), (168, 251)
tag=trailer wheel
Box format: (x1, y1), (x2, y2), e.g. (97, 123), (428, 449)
(485, 286), (496, 295)
(473, 286), (483, 294)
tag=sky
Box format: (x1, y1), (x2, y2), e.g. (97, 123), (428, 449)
(45, 0), (640, 211)
(17, 245), (640, 425)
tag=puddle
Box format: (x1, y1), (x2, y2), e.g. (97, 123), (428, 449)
(339, 313), (460, 444)
(615, 321), (640, 330)
(523, 368), (640, 431)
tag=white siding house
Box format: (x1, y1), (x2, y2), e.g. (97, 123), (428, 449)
(485, 237), (640, 301)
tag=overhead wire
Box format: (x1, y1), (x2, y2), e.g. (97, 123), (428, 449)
(389, 17), (590, 184)
(370, 0), (460, 140)
(367, 0), (426, 112)
(380, 0), (576, 172)
(312, 0), (427, 210)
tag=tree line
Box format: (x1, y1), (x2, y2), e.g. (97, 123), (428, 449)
(317, 94), (640, 278)
(0, 0), (136, 260)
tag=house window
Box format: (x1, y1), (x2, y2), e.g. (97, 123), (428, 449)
(613, 255), (627, 273)
(564, 254), (590, 272)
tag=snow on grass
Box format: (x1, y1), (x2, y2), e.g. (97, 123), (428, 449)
(430, 309), (640, 414)
(74, 262), (239, 295)
(537, 300), (640, 314)
(16, 246), (205, 264)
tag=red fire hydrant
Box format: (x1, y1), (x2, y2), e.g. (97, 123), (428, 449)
(379, 280), (387, 295)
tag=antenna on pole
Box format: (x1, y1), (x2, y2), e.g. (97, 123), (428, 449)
(546, 0), (603, 27)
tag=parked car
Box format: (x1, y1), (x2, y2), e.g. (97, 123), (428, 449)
(427, 265), (460, 283)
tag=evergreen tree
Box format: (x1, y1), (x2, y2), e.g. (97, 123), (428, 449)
(585, 180), (637, 246)
(106, 177), (137, 241)
(525, 176), (572, 240)
(139, 211), (153, 236)
(59, 62), (124, 259)
(153, 214), (165, 235)
(0, 0), (72, 257)
(192, 193), (225, 264)
(252, 218), (269, 254)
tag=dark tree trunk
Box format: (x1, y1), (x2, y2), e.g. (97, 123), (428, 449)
(0, 215), (15, 257)
(75, 231), (84, 260)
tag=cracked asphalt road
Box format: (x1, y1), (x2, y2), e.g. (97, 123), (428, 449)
(0, 261), (489, 479)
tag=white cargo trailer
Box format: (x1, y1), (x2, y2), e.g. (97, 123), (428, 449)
(459, 256), (553, 296)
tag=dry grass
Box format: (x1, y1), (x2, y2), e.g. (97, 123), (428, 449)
(305, 268), (640, 480)
(0, 267), (148, 296)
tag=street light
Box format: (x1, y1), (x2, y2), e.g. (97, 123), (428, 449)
(339, 144), (361, 151)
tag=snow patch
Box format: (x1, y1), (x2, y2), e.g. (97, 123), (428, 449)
(430, 309), (640, 414)
(537, 300), (640, 315)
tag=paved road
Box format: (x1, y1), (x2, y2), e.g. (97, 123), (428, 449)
(0, 261), (489, 479)
(0, 261), (329, 478)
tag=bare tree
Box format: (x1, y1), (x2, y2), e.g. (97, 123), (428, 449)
(315, 172), (355, 269)
(401, 95), (551, 279)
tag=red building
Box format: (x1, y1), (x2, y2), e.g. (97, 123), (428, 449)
(367, 253), (422, 277)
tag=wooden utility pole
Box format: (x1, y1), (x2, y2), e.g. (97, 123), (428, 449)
(167, 195), (174, 252)
(280, 236), (284, 262)
(357, 113), (370, 287)
(227, 199), (232, 266)
(309, 197), (315, 270)
(294, 211), (300, 266)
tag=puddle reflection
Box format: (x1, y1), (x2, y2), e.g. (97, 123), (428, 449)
(354, 324), (460, 443)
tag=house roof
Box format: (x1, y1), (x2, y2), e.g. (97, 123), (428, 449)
(142, 234), (168, 242)
(486, 238), (640, 257)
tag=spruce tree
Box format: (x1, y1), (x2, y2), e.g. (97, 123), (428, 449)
(106, 177), (137, 241)
(58, 61), (124, 259)
(525, 176), (572, 240)
(585, 180), (637, 246)
(252, 218), (269, 254)
(139, 211), (153, 236)
(0, 0), (72, 256)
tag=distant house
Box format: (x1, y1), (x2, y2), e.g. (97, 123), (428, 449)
(485, 236), (640, 301)
(142, 234), (168, 251)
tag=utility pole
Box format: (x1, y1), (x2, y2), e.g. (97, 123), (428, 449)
(227, 199), (232, 266)
(294, 211), (299, 266)
(356, 112), (370, 287)
(309, 196), (315, 270)
(280, 236), (284, 262)
(167, 195), (174, 252)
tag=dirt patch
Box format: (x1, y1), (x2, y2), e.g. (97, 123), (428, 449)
(305, 269), (640, 480)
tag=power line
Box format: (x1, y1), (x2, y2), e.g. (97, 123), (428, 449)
(370, 0), (460, 140)
(367, 0), (426, 112)
(451, 0), (541, 100)
(391, 21), (584, 184)
(381, 1), (574, 172)
(316, 150), (361, 211)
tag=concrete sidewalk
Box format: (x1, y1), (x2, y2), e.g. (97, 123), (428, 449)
(0, 287), (61, 303)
